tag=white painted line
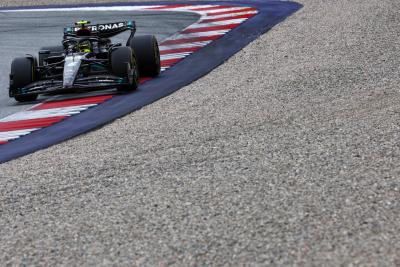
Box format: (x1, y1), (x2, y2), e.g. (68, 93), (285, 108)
(161, 52), (192, 60)
(185, 5), (219, 10)
(201, 6), (254, 15)
(0, 104), (96, 122)
(0, 6), (165, 12)
(185, 19), (247, 29)
(0, 129), (39, 141)
(178, 30), (229, 38)
(159, 41), (212, 51)
(203, 10), (258, 20)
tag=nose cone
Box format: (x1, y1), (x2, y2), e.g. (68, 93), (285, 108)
(63, 55), (84, 88)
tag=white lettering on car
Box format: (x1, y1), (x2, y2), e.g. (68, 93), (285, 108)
(71, 22), (126, 32)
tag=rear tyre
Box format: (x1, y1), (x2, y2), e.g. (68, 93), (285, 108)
(38, 45), (64, 66)
(110, 46), (139, 92)
(10, 57), (38, 102)
(128, 35), (160, 77)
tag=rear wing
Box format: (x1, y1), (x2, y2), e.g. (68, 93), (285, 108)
(63, 21), (136, 38)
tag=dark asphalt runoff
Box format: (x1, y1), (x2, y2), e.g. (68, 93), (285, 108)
(0, 10), (199, 119)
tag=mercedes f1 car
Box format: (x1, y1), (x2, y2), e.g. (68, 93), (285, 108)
(9, 20), (161, 102)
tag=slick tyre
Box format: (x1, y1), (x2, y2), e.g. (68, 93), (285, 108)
(10, 57), (38, 102)
(110, 46), (139, 92)
(38, 45), (64, 66)
(128, 35), (160, 77)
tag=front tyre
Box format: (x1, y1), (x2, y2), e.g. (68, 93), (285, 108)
(10, 57), (38, 102)
(128, 35), (161, 77)
(110, 46), (139, 92)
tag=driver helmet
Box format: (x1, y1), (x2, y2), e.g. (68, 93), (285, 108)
(78, 40), (92, 53)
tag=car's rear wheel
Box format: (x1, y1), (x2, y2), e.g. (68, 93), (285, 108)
(110, 46), (139, 92)
(38, 45), (64, 66)
(10, 57), (38, 102)
(128, 35), (160, 77)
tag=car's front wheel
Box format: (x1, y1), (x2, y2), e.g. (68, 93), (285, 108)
(128, 35), (161, 77)
(110, 46), (139, 92)
(10, 57), (38, 102)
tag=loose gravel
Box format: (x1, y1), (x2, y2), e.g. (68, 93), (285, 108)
(1, 0), (400, 266)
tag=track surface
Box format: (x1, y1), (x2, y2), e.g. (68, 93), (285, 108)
(1, 0), (400, 266)
(0, 10), (198, 119)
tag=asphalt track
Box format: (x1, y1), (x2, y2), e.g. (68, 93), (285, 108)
(0, 10), (199, 119)
(1, 0), (400, 266)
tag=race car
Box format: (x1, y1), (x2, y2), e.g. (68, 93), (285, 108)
(9, 20), (161, 102)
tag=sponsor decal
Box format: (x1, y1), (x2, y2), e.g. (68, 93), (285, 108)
(72, 22), (126, 32)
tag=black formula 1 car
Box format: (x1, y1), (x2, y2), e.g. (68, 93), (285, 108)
(9, 20), (161, 102)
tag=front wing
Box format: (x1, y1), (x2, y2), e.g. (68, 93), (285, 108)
(10, 75), (128, 97)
